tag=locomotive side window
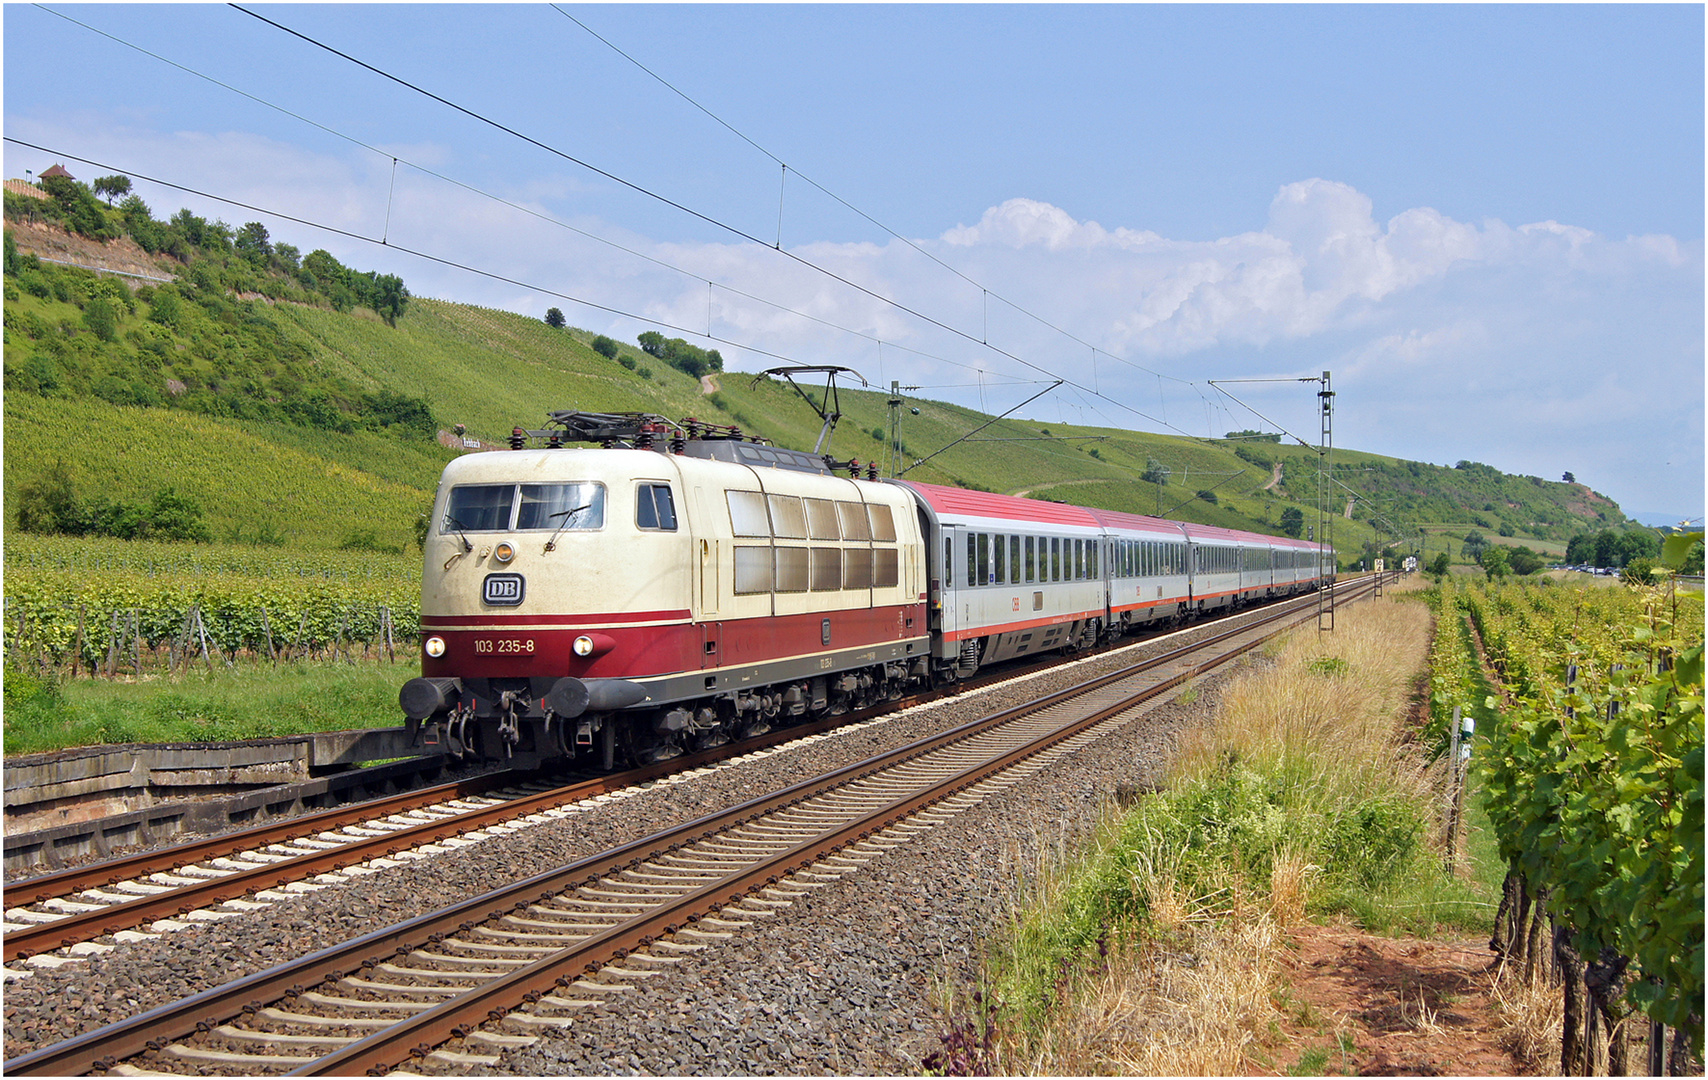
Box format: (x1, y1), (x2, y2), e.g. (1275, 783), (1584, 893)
(727, 491), (771, 537)
(635, 484), (677, 531)
(844, 548), (873, 589)
(768, 495), (808, 539)
(812, 548), (841, 591)
(867, 504), (897, 542)
(836, 501), (872, 541)
(444, 485), (513, 532)
(775, 547), (809, 592)
(806, 498), (840, 539)
(733, 546), (773, 594)
(874, 548), (899, 588)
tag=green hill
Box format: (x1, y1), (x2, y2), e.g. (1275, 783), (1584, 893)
(3, 193), (1637, 567)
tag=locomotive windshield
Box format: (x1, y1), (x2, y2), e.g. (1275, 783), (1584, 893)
(442, 482), (606, 532)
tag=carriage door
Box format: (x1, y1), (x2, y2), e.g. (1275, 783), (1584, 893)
(942, 526), (966, 641)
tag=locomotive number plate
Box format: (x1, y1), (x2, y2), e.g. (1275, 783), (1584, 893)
(473, 637), (535, 654)
(482, 573), (525, 606)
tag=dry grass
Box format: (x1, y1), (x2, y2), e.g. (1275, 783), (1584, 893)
(1007, 916), (1290, 1075)
(976, 593), (1460, 1075)
(1490, 962), (1564, 1074)
(1173, 597), (1434, 812)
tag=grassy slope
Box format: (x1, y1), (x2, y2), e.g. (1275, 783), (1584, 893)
(4, 236), (1624, 560)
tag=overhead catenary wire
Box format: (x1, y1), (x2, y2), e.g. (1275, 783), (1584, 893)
(225, 3), (1211, 443)
(4, 137), (860, 376)
(551, 3), (1192, 391)
(30, 3), (1004, 385)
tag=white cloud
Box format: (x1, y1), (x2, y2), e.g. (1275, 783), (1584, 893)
(6, 114), (1700, 516)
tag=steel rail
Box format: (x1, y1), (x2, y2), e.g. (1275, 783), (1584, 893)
(3, 580), (1352, 960)
(4, 577), (1376, 1077)
(297, 588), (1341, 1075)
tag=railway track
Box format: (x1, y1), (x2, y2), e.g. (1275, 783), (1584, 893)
(3, 583), (1353, 965)
(5, 577), (1376, 1077)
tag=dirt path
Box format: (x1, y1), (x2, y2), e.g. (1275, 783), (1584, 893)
(1267, 923), (1524, 1076)
(1265, 461), (1284, 491)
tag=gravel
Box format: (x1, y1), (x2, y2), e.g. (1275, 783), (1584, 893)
(2, 616), (1257, 1071)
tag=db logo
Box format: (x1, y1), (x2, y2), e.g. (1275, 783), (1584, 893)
(482, 573), (526, 606)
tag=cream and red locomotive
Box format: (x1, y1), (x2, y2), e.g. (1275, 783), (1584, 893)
(400, 411), (1334, 767)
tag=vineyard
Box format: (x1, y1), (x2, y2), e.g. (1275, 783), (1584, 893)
(3, 537), (421, 680)
(1449, 578), (1703, 1073)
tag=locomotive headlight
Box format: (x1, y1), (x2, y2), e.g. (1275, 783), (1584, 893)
(573, 635), (596, 657)
(493, 542), (515, 563)
(425, 636), (447, 658)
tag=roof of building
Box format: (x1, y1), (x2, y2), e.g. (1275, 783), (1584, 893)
(38, 164), (74, 180)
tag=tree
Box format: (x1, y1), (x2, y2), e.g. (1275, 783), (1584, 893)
(591, 335), (619, 359)
(1278, 506), (1305, 538)
(1427, 552), (1451, 577)
(1480, 544), (1510, 579)
(1461, 530), (1487, 561)
(1196, 489), (1218, 505)
(1507, 547), (1545, 575)
(1622, 557), (1659, 586)
(1593, 529), (1620, 568)
(92, 174), (132, 205)
(544, 307), (566, 329)
(83, 298), (120, 343)
(371, 274), (409, 326)
(1141, 457), (1170, 486)
(1562, 471), (1576, 483)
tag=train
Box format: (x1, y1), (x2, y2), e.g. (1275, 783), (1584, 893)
(399, 411), (1336, 769)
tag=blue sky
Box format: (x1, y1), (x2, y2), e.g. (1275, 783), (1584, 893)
(5, 4), (1703, 523)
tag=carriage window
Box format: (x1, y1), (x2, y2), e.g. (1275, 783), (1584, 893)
(836, 501), (872, 541)
(994, 534), (1006, 584)
(635, 484), (677, 531)
(733, 546), (773, 593)
(1010, 536), (1021, 584)
(444, 484), (514, 532)
(517, 482), (604, 531)
(867, 503), (897, 542)
(1089, 540), (1098, 579)
(976, 533), (991, 586)
(811, 548), (841, 591)
(768, 495), (807, 539)
(727, 491), (771, 537)
(1051, 538), (1062, 581)
(1025, 537), (1036, 583)
(775, 547), (809, 592)
(875, 548), (899, 588)
(806, 498), (840, 539)
(944, 537), (954, 589)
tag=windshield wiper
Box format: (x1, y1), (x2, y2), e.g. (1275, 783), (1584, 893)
(544, 504), (592, 552)
(444, 514), (474, 553)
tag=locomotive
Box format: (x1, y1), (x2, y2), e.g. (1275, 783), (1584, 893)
(399, 411), (1334, 768)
